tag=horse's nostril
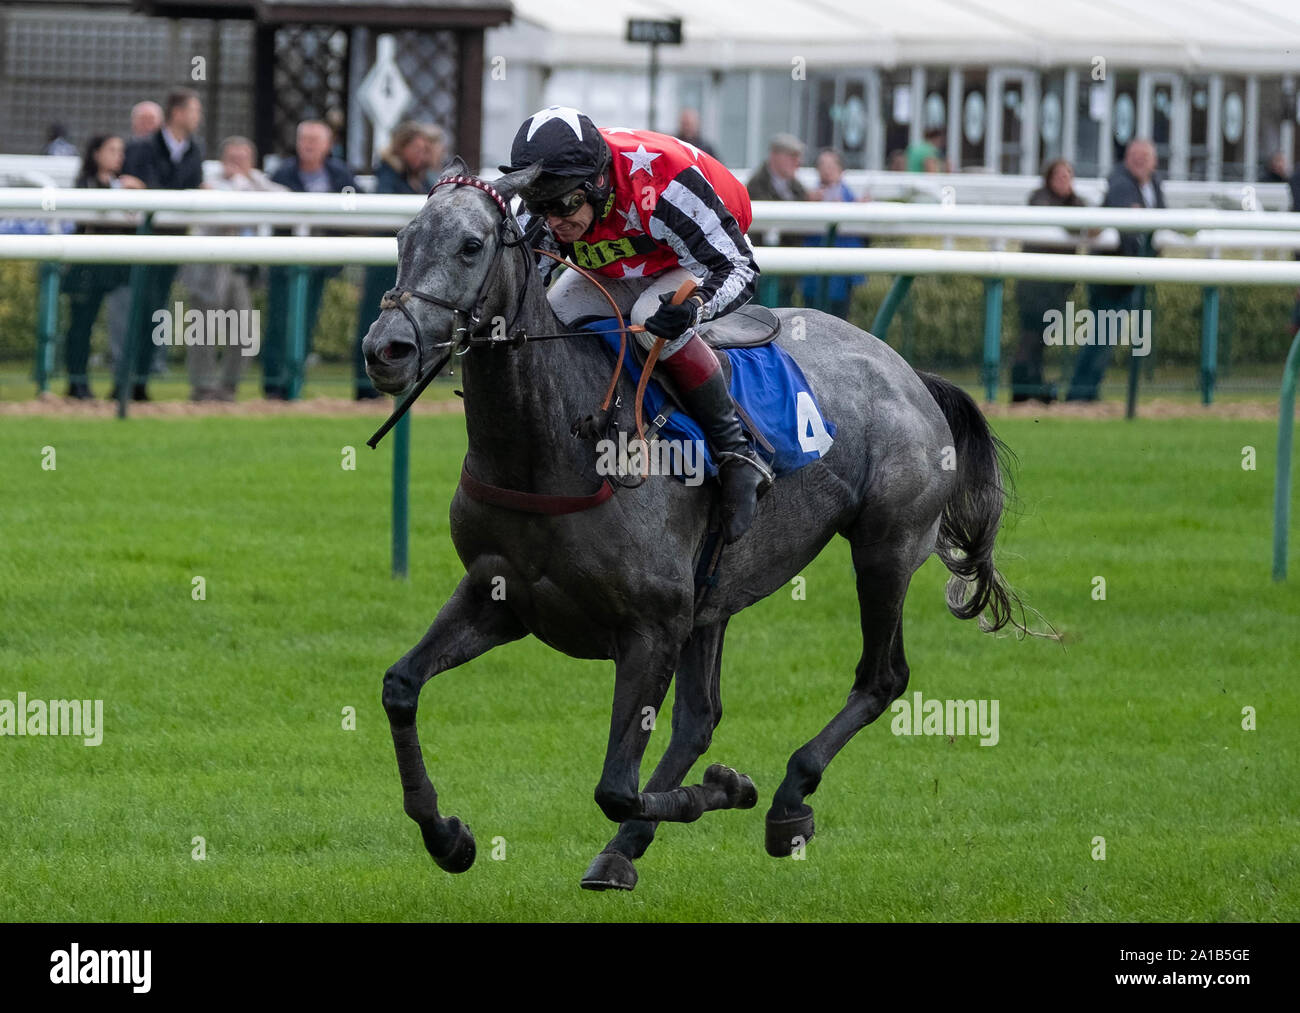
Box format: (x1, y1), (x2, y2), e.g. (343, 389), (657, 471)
(381, 341), (416, 363)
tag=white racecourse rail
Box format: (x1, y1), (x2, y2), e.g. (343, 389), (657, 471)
(0, 188), (1297, 582)
(4, 187), (1300, 233)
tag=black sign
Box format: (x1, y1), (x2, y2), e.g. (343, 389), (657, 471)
(626, 18), (683, 45)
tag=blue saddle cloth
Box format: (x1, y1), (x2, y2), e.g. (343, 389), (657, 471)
(583, 319), (836, 479)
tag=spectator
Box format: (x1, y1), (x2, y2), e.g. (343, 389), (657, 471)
(130, 101), (163, 140)
(93, 100), (167, 380)
(43, 123), (79, 157)
(262, 120), (357, 399)
(60, 135), (145, 399)
(747, 133), (808, 307)
(117, 86), (205, 402)
(1262, 151), (1289, 184)
(906, 126), (947, 173)
(1011, 158), (1087, 404)
(800, 147), (868, 319)
(886, 149), (907, 172)
(353, 121), (444, 400)
(1070, 137), (1164, 402)
(136, 100), (171, 380)
(676, 108), (716, 158)
(180, 137), (286, 402)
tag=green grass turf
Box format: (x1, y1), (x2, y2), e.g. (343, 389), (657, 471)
(0, 412), (1296, 921)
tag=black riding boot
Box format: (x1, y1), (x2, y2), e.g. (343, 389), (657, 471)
(658, 333), (773, 543)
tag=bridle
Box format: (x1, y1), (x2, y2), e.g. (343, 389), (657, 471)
(367, 171), (648, 451)
(377, 174), (536, 378)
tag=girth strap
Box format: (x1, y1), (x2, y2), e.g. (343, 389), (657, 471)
(459, 460), (615, 515)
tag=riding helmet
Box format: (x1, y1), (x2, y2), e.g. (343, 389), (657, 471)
(500, 105), (614, 212)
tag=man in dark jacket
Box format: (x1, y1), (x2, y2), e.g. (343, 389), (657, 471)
(1069, 138), (1164, 401)
(262, 120), (357, 398)
(747, 134), (808, 308)
(116, 87), (205, 401)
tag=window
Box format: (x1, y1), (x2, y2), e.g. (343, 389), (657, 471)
(1188, 76), (1211, 181)
(1220, 74), (1247, 181)
(960, 70), (987, 170)
(1040, 71), (1067, 166)
(1111, 72), (1139, 165)
(1074, 72), (1103, 178)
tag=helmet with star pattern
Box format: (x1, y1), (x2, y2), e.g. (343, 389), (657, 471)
(501, 106), (614, 215)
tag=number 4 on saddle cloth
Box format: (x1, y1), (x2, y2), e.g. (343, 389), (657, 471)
(582, 307), (836, 480)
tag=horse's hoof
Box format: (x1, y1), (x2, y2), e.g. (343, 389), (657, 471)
(704, 763), (758, 809)
(765, 805), (815, 857)
(580, 850), (638, 891)
(423, 817), (476, 874)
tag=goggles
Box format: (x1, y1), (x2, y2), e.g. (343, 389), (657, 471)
(523, 187), (588, 219)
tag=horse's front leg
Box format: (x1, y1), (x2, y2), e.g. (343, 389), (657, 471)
(383, 576), (525, 873)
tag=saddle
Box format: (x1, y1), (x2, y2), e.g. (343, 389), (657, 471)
(629, 304), (780, 391)
(697, 304), (781, 350)
(624, 305), (781, 454)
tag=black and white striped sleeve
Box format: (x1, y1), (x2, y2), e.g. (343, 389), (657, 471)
(647, 167), (759, 320)
(514, 207), (563, 285)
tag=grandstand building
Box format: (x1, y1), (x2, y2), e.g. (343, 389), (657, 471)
(1, 0), (1297, 182)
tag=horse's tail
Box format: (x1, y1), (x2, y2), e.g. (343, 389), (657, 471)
(915, 370), (1022, 633)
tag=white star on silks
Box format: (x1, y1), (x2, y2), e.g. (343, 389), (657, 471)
(621, 144), (662, 177)
(525, 105), (585, 141)
(680, 140), (703, 161)
(604, 127), (637, 134)
(620, 261), (647, 278)
(619, 201), (644, 233)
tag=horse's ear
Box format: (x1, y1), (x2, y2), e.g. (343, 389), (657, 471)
(492, 161), (544, 203)
(438, 155), (470, 180)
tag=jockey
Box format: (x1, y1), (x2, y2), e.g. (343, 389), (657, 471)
(501, 105), (773, 544)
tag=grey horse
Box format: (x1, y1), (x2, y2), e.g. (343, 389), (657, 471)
(361, 159), (1021, 891)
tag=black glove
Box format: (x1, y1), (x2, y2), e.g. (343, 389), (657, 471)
(643, 292), (701, 341)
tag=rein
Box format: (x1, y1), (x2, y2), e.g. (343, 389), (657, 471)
(364, 173), (693, 515)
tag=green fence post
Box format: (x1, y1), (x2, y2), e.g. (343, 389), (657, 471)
(758, 275), (779, 309)
(34, 262), (60, 394)
(871, 275), (914, 341)
(1201, 286), (1219, 406)
(286, 266), (308, 400)
(1125, 348), (1141, 419)
(117, 211), (155, 420)
(1272, 331), (1300, 581)
(392, 411), (410, 579)
(982, 278), (1004, 402)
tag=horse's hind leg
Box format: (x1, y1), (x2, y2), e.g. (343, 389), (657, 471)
(589, 622), (757, 884)
(383, 576), (525, 873)
(766, 535), (920, 857)
(582, 620), (733, 891)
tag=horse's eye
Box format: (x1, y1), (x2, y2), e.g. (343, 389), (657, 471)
(461, 237), (483, 256)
